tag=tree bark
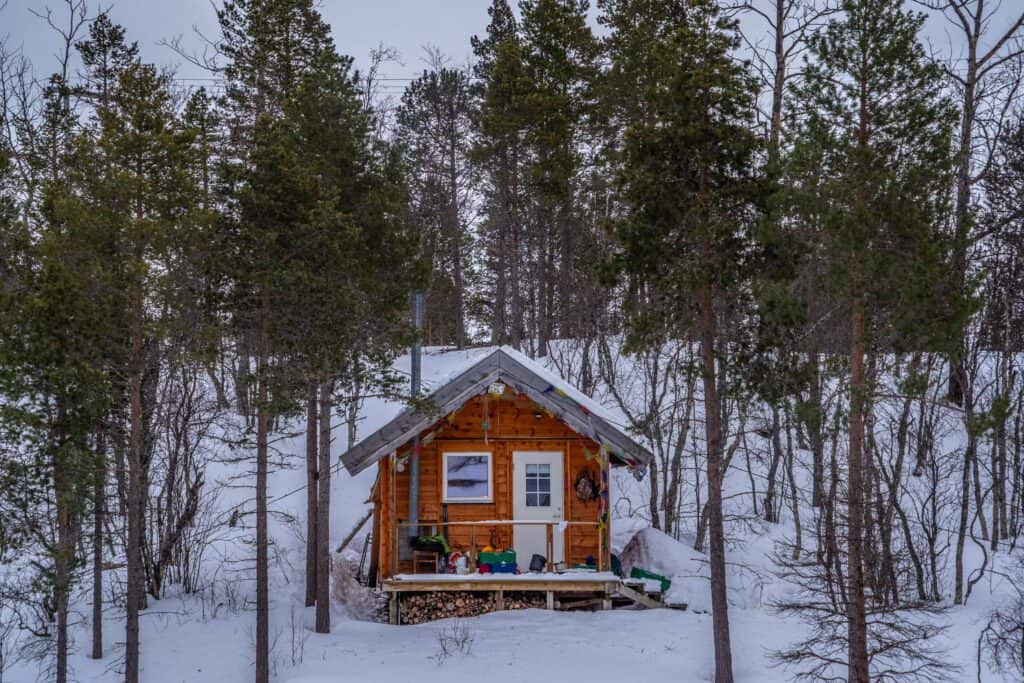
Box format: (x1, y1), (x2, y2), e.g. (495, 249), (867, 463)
(255, 282), (270, 683)
(846, 296), (870, 683)
(699, 284), (734, 683)
(92, 430), (105, 660)
(315, 377), (333, 634)
(125, 282), (144, 683)
(305, 380), (318, 608)
(54, 400), (70, 683)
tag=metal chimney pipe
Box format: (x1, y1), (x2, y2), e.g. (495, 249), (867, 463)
(407, 291), (424, 544)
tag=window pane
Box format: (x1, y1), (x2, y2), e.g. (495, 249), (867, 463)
(446, 455), (489, 499)
(538, 493), (550, 507)
(526, 464), (538, 475)
(526, 478), (537, 492)
(538, 464), (550, 475)
(539, 478), (550, 492)
(526, 492), (538, 506)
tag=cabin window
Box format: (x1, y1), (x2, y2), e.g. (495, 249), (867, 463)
(525, 463), (551, 507)
(442, 452), (493, 503)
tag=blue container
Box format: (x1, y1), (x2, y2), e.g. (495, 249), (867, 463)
(491, 561), (517, 574)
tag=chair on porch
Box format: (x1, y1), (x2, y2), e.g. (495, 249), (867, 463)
(412, 550), (440, 574)
(407, 518), (443, 574)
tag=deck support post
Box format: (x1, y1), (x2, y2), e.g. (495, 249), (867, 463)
(387, 593), (399, 626)
(602, 588), (612, 611)
(389, 593), (399, 625)
(546, 591), (554, 610)
(546, 524), (553, 572)
(495, 589), (505, 610)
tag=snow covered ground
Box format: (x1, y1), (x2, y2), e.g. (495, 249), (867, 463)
(28, 589), (798, 683)
(4, 345), (1022, 682)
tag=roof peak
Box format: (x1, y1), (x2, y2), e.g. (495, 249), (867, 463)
(339, 346), (652, 475)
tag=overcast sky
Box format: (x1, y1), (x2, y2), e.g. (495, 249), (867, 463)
(1, 0), (494, 89)
(1, 0), (1020, 92)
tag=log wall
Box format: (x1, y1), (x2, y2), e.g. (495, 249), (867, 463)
(374, 391), (610, 578)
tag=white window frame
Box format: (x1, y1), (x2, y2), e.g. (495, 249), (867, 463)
(442, 451), (493, 503)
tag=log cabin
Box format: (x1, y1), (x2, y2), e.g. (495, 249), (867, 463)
(339, 347), (653, 619)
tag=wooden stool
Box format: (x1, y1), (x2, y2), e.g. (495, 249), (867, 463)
(412, 550), (439, 574)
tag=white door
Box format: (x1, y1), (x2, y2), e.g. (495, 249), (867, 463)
(512, 451), (564, 569)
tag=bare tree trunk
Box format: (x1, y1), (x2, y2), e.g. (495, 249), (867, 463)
(305, 380), (318, 608)
(255, 283), (270, 683)
(449, 141), (466, 350)
(125, 283), (144, 683)
(699, 284), (733, 683)
(92, 430), (105, 660)
(315, 377), (332, 634)
(955, 405), (976, 605)
(54, 403), (70, 683)
(809, 338), (825, 508)
(847, 297), (870, 683)
(648, 460), (661, 531)
(509, 148), (523, 351)
(972, 448), (989, 541)
(765, 406), (783, 523)
(784, 407), (802, 559)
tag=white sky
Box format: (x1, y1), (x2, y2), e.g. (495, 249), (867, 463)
(0, 1), (1021, 94)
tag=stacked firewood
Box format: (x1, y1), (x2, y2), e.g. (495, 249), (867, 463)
(398, 591), (546, 624)
(504, 591), (546, 610)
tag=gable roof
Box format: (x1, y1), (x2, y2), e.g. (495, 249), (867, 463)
(340, 346), (652, 475)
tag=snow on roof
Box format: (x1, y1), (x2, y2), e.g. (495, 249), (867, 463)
(339, 346), (652, 475)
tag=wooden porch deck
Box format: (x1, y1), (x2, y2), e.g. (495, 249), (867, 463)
(381, 571), (660, 624)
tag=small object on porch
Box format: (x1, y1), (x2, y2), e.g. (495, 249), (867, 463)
(411, 533), (449, 554)
(446, 551), (468, 574)
(528, 553), (546, 573)
(478, 549), (516, 566)
(573, 556), (598, 571)
(491, 560), (517, 574)
(554, 561), (568, 573)
(478, 562), (491, 573)
(610, 553), (623, 577)
(413, 550), (440, 574)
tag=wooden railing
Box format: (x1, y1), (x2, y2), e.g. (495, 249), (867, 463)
(393, 519), (605, 575)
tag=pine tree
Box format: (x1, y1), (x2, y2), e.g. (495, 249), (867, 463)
(215, 2), (337, 674)
(605, 2), (764, 681)
(216, 0), (417, 659)
(71, 15), (141, 663)
(472, 0), (530, 348)
(65, 56), (203, 682)
(520, 0), (597, 355)
(287, 45), (417, 634)
(396, 66), (477, 348)
(786, 0), (964, 678)
(0, 85), (120, 683)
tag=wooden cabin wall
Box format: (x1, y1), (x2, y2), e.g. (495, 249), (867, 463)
(377, 392), (608, 576)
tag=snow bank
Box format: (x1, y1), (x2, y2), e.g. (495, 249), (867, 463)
(619, 527), (713, 611)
